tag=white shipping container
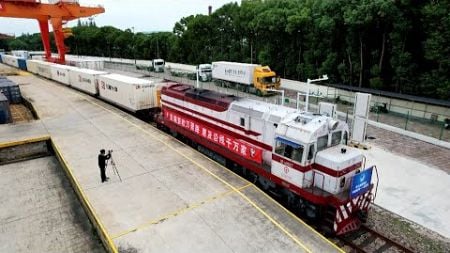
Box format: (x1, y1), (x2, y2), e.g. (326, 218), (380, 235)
(212, 61), (259, 85)
(98, 74), (161, 112)
(69, 68), (108, 95)
(66, 59), (104, 70)
(12, 50), (29, 59)
(36, 61), (55, 79)
(2, 55), (19, 68)
(26, 59), (41, 74)
(50, 64), (77, 85)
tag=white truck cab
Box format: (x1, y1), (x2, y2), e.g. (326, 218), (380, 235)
(152, 59), (165, 73)
(198, 64), (212, 82)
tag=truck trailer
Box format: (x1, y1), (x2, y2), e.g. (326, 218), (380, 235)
(211, 61), (280, 96)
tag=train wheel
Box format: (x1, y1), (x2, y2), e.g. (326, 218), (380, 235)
(258, 176), (272, 191)
(243, 168), (258, 184)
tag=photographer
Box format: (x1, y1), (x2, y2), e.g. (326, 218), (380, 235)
(98, 149), (111, 183)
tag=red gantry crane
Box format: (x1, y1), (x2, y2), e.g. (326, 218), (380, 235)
(0, 0), (105, 63)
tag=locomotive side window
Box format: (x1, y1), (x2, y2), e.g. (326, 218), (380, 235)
(317, 135), (328, 152)
(275, 139), (304, 163)
(240, 117), (245, 127)
(342, 131), (348, 145)
(307, 145), (314, 160)
(331, 131), (342, 146)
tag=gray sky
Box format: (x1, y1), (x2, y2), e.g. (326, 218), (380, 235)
(0, 0), (239, 36)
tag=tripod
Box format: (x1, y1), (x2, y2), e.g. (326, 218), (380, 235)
(106, 155), (122, 182)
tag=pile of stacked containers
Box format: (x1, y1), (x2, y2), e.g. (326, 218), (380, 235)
(0, 77), (22, 104)
(98, 73), (162, 112)
(69, 68), (107, 95)
(0, 92), (11, 124)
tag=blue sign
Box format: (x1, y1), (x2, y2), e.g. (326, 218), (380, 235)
(350, 167), (373, 198)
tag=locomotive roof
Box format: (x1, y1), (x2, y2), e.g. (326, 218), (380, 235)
(162, 83), (240, 111)
(230, 99), (297, 123)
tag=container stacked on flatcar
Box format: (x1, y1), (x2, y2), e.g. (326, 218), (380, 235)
(69, 68), (107, 95)
(50, 64), (77, 85)
(98, 73), (163, 112)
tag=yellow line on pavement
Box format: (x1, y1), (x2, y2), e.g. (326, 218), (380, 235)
(0, 135), (50, 149)
(112, 183), (252, 240)
(79, 97), (313, 253)
(52, 140), (118, 253)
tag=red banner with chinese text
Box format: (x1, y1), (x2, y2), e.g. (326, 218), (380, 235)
(164, 109), (263, 164)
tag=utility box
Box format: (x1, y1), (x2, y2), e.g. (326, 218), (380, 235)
(352, 93), (371, 143)
(318, 102), (337, 118)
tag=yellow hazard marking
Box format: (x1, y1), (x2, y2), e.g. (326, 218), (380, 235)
(0, 135), (50, 149)
(77, 96), (314, 253)
(52, 141), (118, 253)
(18, 71), (31, 76)
(112, 183), (253, 239)
(30, 78), (343, 253)
(250, 184), (345, 253)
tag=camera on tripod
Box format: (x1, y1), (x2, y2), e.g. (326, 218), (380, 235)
(105, 149), (122, 182)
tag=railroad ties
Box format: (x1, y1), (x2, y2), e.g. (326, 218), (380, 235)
(337, 225), (416, 253)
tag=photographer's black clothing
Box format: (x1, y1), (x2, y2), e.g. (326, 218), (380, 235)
(98, 153), (111, 182)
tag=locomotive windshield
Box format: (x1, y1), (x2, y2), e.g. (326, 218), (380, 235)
(275, 137), (304, 163)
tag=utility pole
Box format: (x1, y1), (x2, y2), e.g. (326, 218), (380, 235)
(305, 75), (328, 112)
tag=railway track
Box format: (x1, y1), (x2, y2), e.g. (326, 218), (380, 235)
(337, 225), (416, 253)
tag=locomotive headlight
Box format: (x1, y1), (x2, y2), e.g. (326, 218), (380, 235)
(328, 119), (339, 131)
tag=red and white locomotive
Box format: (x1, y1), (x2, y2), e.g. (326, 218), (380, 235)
(153, 83), (374, 235)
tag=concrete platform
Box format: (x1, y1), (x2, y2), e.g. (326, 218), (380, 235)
(0, 156), (105, 253)
(0, 72), (342, 252)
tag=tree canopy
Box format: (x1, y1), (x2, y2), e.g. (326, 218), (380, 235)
(1, 0), (448, 100)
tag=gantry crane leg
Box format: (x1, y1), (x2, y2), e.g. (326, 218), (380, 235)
(50, 17), (65, 63)
(38, 19), (52, 61)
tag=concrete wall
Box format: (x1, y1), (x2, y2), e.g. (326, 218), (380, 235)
(0, 140), (50, 164)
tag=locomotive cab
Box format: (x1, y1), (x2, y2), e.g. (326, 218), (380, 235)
(272, 112), (363, 196)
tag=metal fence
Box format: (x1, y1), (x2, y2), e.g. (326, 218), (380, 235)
(103, 61), (450, 142)
(323, 93), (450, 141)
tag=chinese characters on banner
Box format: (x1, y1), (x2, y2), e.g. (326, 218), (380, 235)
(164, 110), (263, 164)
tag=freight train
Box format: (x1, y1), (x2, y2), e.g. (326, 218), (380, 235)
(0, 56), (376, 235)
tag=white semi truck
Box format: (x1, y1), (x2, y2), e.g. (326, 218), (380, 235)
(198, 64), (212, 82)
(211, 61), (280, 96)
(152, 59), (165, 73)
